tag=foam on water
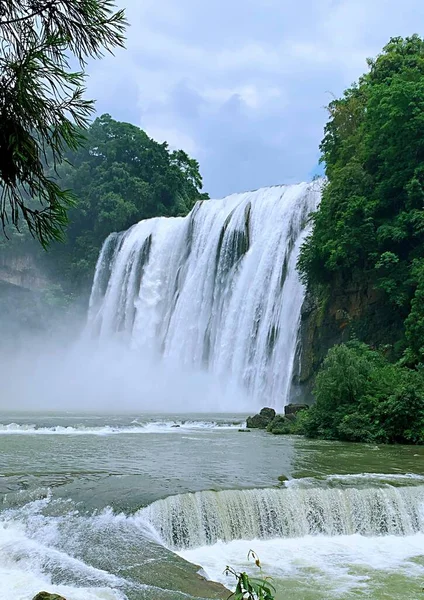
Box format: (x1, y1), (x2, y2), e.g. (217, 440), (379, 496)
(0, 419), (245, 435)
(284, 473), (424, 489)
(3, 479), (424, 599)
(179, 534), (424, 598)
(0, 497), (127, 600)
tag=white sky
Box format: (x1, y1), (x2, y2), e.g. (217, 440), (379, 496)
(86, 0), (424, 197)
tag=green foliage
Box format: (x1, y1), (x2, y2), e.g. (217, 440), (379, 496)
(225, 551), (275, 600)
(267, 415), (292, 435)
(49, 114), (208, 288)
(298, 35), (424, 362)
(404, 259), (424, 363)
(3, 114), (208, 290)
(299, 342), (424, 444)
(0, 1), (127, 247)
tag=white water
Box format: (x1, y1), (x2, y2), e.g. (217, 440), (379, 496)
(140, 485), (424, 550)
(0, 419), (244, 435)
(88, 182), (321, 410)
(142, 483), (424, 597)
(0, 498), (127, 600)
(5, 483), (424, 600)
(179, 534), (424, 598)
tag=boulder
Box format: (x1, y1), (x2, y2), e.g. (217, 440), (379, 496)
(259, 407), (276, 420)
(246, 407), (276, 429)
(284, 403), (309, 417)
(32, 593), (67, 600)
(238, 428), (251, 432)
(246, 414), (270, 429)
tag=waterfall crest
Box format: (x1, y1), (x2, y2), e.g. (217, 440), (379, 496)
(139, 484), (424, 550)
(87, 182), (321, 408)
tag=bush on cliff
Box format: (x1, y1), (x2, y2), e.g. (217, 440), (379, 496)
(298, 35), (424, 365)
(299, 341), (424, 444)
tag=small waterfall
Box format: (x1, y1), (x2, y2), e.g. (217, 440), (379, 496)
(139, 485), (424, 550)
(87, 182), (321, 408)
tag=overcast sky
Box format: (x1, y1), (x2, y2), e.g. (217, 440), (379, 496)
(86, 0), (424, 198)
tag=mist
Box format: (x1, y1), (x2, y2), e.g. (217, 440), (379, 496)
(0, 321), (254, 414)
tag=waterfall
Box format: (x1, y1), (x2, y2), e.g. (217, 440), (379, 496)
(87, 182), (321, 408)
(139, 485), (424, 550)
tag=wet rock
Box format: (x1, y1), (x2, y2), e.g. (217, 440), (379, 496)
(246, 414), (269, 429)
(278, 475), (288, 482)
(284, 403), (309, 417)
(259, 407), (276, 420)
(238, 428), (251, 432)
(32, 593), (67, 600)
(246, 407), (276, 429)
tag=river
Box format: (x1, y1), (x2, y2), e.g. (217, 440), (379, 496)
(1, 412), (424, 599)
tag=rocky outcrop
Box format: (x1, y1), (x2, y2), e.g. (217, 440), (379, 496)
(246, 406), (307, 435)
(0, 252), (50, 291)
(258, 407), (276, 421)
(0, 280), (45, 340)
(294, 276), (404, 403)
(32, 593), (67, 600)
(246, 407), (276, 429)
(284, 403), (309, 420)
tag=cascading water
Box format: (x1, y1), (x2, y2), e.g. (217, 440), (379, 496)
(87, 182), (321, 408)
(140, 484), (424, 550)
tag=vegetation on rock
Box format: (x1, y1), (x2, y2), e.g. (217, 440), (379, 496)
(246, 408), (276, 429)
(246, 406), (308, 436)
(266, 415), (292, 435)
(297, 36), (424, 443)
(298, 35), (424, 366)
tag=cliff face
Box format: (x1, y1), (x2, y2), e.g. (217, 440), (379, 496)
(295, 276), (404, 401)
(0, 252), (50, 290)
(0, 280), (45, 343)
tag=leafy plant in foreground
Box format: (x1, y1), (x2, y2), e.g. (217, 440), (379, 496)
(225, 551), (276, 600)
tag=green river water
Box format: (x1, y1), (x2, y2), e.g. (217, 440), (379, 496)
(1, 412), (424, 600)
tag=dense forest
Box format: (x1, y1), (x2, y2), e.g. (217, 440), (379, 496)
(1, 115), (208, 294)
(296, 36), (424, 444)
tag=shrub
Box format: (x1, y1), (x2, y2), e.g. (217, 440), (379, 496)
(300, 342), (424, 444)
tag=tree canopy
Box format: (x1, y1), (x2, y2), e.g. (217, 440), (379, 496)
(52, 114), (208, 287)
(2, 115), (208, 290)
(298, 342), (424, 444)
(0, 0), (126, 247)
(298, 35), (424, 364)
